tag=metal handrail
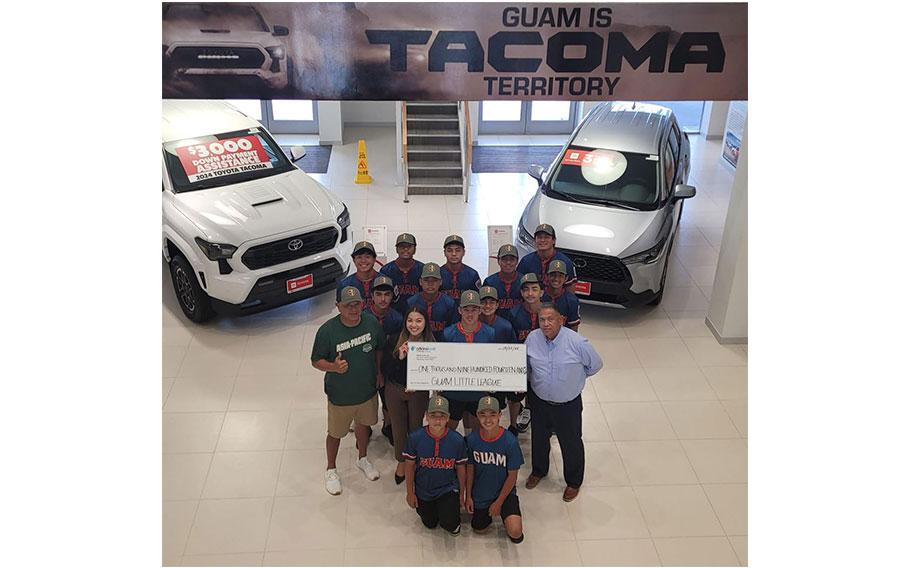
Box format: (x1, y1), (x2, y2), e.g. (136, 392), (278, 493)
(401, 101), (410, 203)
(463, 101), (473, 203)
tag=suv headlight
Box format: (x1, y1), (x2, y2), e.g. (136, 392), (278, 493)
(518, 224), (535, 247)
(336, 204), (351, 229)
(195, 237), (237, 261)
(621, 220), (672, 265)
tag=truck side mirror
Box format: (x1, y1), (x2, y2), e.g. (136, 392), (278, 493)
(290, 146), (307, 162)
(673, 184), (696, 200)
(273, 25), (289, 36)
(528, 164), (545, 183)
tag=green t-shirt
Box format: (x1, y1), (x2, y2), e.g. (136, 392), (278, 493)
(310, 313), (384, 406)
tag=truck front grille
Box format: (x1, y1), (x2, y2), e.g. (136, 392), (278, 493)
(171, 46), (265, 69)
(241, 226), (338, 270)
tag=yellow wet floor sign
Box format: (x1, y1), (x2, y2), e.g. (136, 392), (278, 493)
(355, 139), (373, 184)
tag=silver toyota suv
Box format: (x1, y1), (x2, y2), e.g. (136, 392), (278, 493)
(517, 102), (697, 307)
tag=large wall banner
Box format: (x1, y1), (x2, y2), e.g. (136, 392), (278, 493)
(162, 2), (747, 101)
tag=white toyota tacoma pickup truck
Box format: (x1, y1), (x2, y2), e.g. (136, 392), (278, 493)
(162, 100), (352, 322)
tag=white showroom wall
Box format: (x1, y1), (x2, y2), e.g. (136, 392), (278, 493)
(340, 101), (396, 125)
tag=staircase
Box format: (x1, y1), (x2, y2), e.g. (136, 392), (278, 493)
(404, 102), (464, 195)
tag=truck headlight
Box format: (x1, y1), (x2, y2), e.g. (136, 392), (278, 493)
(518, 224), (535, 247)
(266, 46), (286, 60)
(195, 237), (237, 261)
(336, 204), (351, 229)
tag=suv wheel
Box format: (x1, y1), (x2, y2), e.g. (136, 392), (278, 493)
(170, 254), (215, 323)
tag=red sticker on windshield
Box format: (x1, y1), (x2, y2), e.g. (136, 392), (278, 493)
(175, 135), (273, 183)
(561, 149), (596, 167)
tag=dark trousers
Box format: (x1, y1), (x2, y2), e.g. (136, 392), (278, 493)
(417, 491), (461, 532)
(528, 388), (585, 488)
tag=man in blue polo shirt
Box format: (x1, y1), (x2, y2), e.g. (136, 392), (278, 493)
(440, 234), (482, 301)
(379, 232), (424, 313)
(403, 395), (467, 536)
(483, 244), (524, 317)
(466, 396), (524, 543)
(517, 224), (577, 292)
(407, 262), (458, 340)
(524, 304), (603, 503)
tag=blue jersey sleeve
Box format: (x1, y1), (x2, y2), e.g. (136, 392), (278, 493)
(454, 432), (468, 464)
(565, 294), (581, 326)
(506, 433), (524, 471)
(403, 431), (418, 461)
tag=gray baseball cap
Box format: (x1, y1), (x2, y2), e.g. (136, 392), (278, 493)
(338, 286), (363, 304)
(479, 286), (499, 301)
(477, 395), (500, 413)
(497, 244), (519, 259)
(372, 275), (394, 291)
(519, 273), (541, 288)
(396, 233), (417, 246)
(352, 240), (376, 257)
(444, 234), (465, 248)
(534, 224), (556, 237)
(459, 290), (481, 308)
(421, 262), (442, 280)
(547, 259), (568, 275)
(427, 395), (450, 416)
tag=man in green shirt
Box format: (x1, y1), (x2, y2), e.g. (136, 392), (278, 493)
(311, 286), (384, 495)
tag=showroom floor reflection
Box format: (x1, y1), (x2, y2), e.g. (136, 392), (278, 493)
(163, 126), (747, 567)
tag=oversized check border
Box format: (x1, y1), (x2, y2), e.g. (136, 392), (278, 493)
(406, 342), (527, 392)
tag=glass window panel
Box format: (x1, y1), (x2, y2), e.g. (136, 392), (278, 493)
(225, 99), (262, 121)
(272, 100), (315, 121)
(642, 101), (705, 132)
(530, 101), (571, 122)
(482, 101), (522, 121)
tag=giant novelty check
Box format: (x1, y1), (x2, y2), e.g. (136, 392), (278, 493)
(406, 342), (527, 392)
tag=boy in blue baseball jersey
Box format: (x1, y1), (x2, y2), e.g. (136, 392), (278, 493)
(403, 395), (468, 536)
(507, 273), (544, 434)
(337, 241), (381, 308)
(482, 244), (524, 317)
(440, 234), (482, 301)
(407, 262), (458, 340)
(517, 223), (577, 292)
(379, 233), (424, 313)
(466, 396), (524, 543)
(478, 286), (518, 344)
(542, 260), (581, 331)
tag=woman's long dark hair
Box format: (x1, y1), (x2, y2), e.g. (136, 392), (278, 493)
(394, 305), (435, 352)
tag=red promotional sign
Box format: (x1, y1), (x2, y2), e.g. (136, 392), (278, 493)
(575, 281), (592, 296)
(561, 149), (597, 167)
(175, 135), (273, 183)
(287, 274), (314, 294)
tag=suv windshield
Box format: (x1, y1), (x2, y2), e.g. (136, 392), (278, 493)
(163, 127), (294, 193)
(547, 146), (660, 210)
(163, 4), (270, 32)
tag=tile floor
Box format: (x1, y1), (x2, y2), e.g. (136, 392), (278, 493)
(163, 126), (746, 566)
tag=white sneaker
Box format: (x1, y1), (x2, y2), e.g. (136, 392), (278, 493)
(356, 457), (380, 481)
(325, 468), (342, 495)
(516, 407), (531, 433)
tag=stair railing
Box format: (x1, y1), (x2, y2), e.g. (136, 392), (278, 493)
(458, 101), (472, 203)
(401, 101), (410, 203)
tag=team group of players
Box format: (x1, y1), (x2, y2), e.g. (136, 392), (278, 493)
(312, 225), (583, 540)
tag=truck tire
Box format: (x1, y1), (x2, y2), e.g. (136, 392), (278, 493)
(170, 254), (215, 323)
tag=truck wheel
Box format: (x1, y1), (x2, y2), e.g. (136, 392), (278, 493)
(170, 254), (215, 323)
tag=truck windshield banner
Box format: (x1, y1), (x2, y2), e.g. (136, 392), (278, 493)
(163, 2), (747, 101)
(175, 135), (273, 183)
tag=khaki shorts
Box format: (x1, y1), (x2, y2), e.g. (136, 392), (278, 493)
(327, 394), (379, 439)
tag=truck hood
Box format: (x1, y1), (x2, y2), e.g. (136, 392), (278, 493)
(163, 28), (282, 49)
(524, 193), (661, 257)
(173, 170), (341, 245)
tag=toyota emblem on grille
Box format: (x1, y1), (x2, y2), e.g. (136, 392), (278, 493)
(288, 239), (304, 251)
(574, 259), (587, 268)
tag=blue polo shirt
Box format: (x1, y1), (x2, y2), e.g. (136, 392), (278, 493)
(440, 263), (482, 300)
(480, 314), (518, 344)
(517, 251), (577, 288)
(379, 259), (424, 312)
(367, 305), (404, 343)
(337, 271), (379, 308)
(466, 427), (524, 508)
(482, 271), (524, 317)
(441, 322), (496, 402)
(508, 303), (540, 343)
(407, 293), (458, 340)
(542, 289), (582, 327)
(403, 427), (468, 501)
